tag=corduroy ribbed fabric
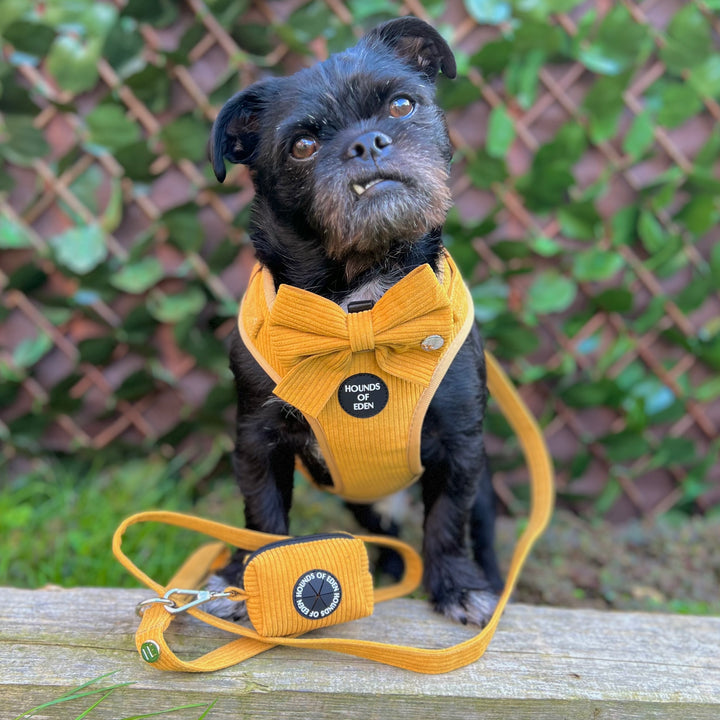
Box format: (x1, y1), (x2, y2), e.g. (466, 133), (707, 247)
(243, 534), (374, 636)
(238, 251), (474, 503)
(114, 349), (555, 674)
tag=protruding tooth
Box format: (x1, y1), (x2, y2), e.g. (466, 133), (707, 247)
(353, 184), (365, 195)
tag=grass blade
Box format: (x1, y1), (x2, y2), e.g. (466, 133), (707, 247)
(196, 699), (218, 719)
(63, 671), (120, 696)
(74, 689), (117, 719)
(13, 680), (134, 720)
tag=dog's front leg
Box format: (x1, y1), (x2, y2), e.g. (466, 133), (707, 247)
(204, 405), (297, 620)
(420, 451), (499, 627)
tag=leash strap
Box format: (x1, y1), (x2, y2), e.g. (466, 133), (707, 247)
(112, 350), (554, 674)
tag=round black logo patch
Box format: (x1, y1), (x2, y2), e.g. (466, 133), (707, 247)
(338, 373), (388, 418)
(293, 570), (342, 620)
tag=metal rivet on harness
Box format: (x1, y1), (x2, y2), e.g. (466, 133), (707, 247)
(421, 334), (444, 351)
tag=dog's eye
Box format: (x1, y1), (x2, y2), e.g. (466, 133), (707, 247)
(389, 97), (415, 118)
(291, 136), (318, 159)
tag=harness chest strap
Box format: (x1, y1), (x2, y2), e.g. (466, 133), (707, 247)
(238, 251), (475, 503)
(112, 352), (555, 675)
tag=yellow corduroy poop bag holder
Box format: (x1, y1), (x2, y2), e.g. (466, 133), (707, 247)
(113, 348), (554, 675)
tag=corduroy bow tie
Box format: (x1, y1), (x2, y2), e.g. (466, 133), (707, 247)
(267, 264), (453, 417)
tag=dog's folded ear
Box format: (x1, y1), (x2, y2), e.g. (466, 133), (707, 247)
(365, 17), (456, 82)
(208, 81), (278, 182)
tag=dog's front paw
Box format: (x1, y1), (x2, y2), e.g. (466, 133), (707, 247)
(438, 589), (499, 627)
(201, 574), (248, 621)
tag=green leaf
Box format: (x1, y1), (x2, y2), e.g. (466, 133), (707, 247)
(695, 376), (720, 403)
(111, 258), (165, 294)
(230, 22), (273, 56)
(467, 149), (507, 189)
(486, 104), (515, 158)
(115, 141), (157, 182)
(163, 207), (203, 252)
(2, 115), (50, 165)
(593, 288), (633, 313)
(464, 0), (511, 25)
(276, 2), (333, 51)
(100, 179), (124, 233)
(0, 0), (27, 34)
(124, 65), (171, 113)
(484, 314), (539, 358)
(517, 123), (587, 211)
(50, 225), (108, 275)
(660, 4), (711, 73)
(582, 72), (630, 143)
(637, 211), (666, 254)
(623, 111), (655, 159)
(471, 277), (509, 322)
(86, 104), (141, 151)
(655, 82), (704, 129)
(572, 248), (624, 282)
(561, 378), (621, 409)
(121, 0), (179, 26)
(675, 272), (712, 314)
(599, 430), (650, 462)
(159, 115), (209, 162)
(102, 16), (145, 76)
(577, 5), (649, 75)
(513, 16), (565, 55)
(558, 200), (602, 240)
(437, 76), (480, 110)
(470, 39), (512, 77)
(13, 333), (53, 369)
(78, 337), (116, 365)
(688, 55), (720, 99)
(529, 235), (563, 257)
(527, 270), (577, 314)
(46, 34), (102, 94)
(148, 287), (206, 323)
(674, 195), (719, 236)
(505, 49), (544, 108)
(0, 215), (33, 249)
(518, 165), (574, 212)
(116, 369), (157, 401)
(3, 20), (56, 57)
(347, 0), (395, 20)
(610, 205), (638, 246)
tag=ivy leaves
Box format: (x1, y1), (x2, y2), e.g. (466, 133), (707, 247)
(1, 0), (718, 518)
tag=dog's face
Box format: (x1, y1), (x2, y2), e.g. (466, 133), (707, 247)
(210, 19), (456, 279)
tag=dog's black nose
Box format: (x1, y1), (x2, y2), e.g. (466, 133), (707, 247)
(347, 131), (392, 161)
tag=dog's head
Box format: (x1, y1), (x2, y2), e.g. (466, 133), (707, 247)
(210, 18), (456, 278)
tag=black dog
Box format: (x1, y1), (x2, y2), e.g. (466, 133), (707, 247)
(206, 17), (503, 625)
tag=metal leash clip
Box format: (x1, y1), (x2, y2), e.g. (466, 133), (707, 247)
(136, 587), (233, 617)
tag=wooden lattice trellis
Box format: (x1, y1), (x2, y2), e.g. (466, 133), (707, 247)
(1, 0), (718, 522)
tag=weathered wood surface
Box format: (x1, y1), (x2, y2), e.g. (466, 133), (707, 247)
(2, 586), (719, 720)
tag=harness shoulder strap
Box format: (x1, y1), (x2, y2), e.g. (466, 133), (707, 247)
(112, 351), (554, 674)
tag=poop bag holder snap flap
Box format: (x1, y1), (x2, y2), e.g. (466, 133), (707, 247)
(242, 533), (374, 636)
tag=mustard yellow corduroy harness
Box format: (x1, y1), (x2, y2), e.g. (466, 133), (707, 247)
(113, 251), (555, 674)
(238, 250), (473, 503)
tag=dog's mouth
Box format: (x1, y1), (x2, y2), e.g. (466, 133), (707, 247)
(351, 175), (406, 198)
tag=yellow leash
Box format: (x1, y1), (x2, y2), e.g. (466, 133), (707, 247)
(113, 350), (554, 674)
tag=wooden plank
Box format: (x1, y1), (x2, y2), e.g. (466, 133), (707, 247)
(2, 586), (719, 719)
